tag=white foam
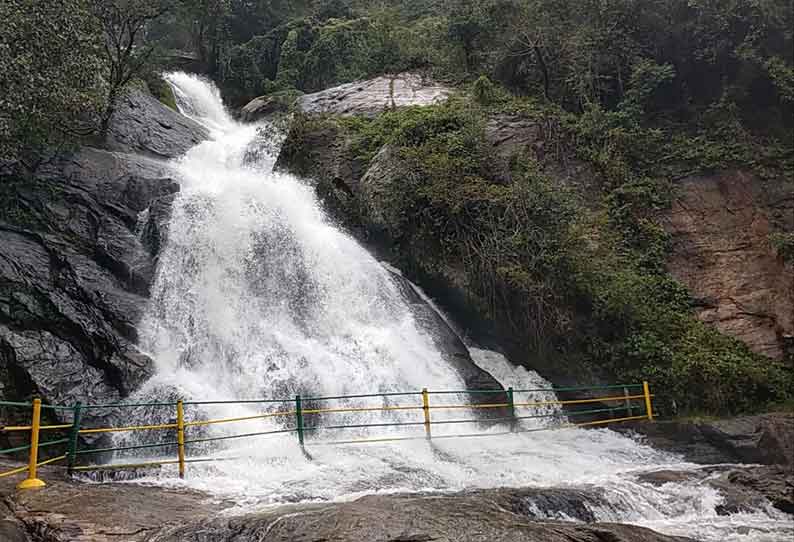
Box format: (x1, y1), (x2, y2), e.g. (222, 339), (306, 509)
(118, 73), (793, 541)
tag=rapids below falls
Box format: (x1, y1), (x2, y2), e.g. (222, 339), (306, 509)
(103, 73), (792, 541)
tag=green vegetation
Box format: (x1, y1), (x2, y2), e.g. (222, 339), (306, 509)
(1, 0), (178, 161)
(2, 0), (791, 415)
(301, 72), (791, 415)
(770, 232), (794, 265)
(0, 0), (106, 161)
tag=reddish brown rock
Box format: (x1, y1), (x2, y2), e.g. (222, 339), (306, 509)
(663, 170), (794, 360)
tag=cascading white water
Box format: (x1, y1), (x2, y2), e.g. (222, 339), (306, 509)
(126, 73), (791, 541)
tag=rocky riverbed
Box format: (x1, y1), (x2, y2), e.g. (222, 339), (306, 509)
(1, 412), (791, 542)
(1, 459), (790, 542)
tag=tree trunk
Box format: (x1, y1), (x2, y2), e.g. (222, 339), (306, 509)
(533, 46), (550, 101)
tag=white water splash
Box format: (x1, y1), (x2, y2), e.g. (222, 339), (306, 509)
(121, 73), (791, 541)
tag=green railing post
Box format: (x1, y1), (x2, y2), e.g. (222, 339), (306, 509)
(295, 394), (305, 447)
(623, 387), (633, 417)
(67, 402), (83, 476)
(507, 387), (516, 432)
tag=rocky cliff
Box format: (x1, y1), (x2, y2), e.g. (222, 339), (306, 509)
(663, 170), (794, 361)
(273, 74), (794, 407)
(0, 89), (207, 433)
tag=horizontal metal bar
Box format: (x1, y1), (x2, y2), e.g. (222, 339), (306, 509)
(3, 423), (73, 432)
(431, 431), (513, 440)
(570, 414), (649, 428)
(72, 459), (180, 471)
(430, 416), (514, 425)
(81, 402), (178, 409)
(79, 422), (177, 434)
(0, 400), (33, 408)
(305, 391), (421, 401)
(183, 398), (291, 406)
(183, 428), (295, 445)
(514, 384), (643, 393)
(514, 393), (649, 408)
(427, 389), (507, 395)
(302, 420), (426, 432)
(38, 438), (69, 449)
(183, 456), (240, 465)
(37, 454), (66, 467)
(0, 464), (29, 478)
(184, 410), (295, 428)
(427, 403), (509, 411)
(0, 443), (33, 455)
(302, 405), (423, 415)
(38, 404), (76, 411)
(75, 441), (179, 456)
(312, 435), (426, 446)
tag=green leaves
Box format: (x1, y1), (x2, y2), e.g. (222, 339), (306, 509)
(0, 0), (107, 160)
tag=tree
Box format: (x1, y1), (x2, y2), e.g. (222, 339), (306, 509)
(0, 0), (106, 162)
(91, 0), (176, 129)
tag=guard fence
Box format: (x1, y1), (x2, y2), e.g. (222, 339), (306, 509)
(0, 381), (654, 489)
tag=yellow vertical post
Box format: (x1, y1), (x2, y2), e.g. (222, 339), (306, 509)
(422, 389), (431, 440)
(17, 398), (45, 490)
(176, 400), (186, 479)
(642, 381), (654, 421)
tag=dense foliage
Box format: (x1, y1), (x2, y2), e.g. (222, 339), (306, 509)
(0, 0), (106, 161)
(308, 87), (792, 415)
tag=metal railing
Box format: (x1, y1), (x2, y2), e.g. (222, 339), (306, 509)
(0, 381), (655, 489)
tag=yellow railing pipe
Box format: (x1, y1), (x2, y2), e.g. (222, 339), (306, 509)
(17, 398), (45, 490)
(422, 388), (431, 440)
(643, 381), (654, 421)
(176, 400), (186, 479)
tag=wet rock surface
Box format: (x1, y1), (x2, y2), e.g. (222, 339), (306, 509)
(386, 268), (507, 409)
(0, 467), (222, 542)
(157, 493), (694, 542)
(296, 72), (450, 116)
(0, 472), (693, 542)
(616, 412), (794, 468)
(239, 95), (292, 122)
(0, 90), (206, 435)
(638, 464), (794, 516)
(104, 88), (209, 159)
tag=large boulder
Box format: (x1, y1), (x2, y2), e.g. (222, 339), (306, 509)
(238, 91), (301, 122)
(0, 89), (206, 436)
(104, 87), (209, 159)
(385, 266), (507, 410)
(617, 412), (794, 468)
(296, 72), (451, 116)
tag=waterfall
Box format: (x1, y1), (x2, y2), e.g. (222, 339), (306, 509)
(121, 73), (790, 542)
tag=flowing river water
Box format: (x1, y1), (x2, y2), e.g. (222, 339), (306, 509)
(119, 72), (792, 541)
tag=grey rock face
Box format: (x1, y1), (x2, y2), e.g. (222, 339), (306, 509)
(156, 491), (693, 542)
(616, 412), (794, 468)
(386, 267), (507, 410)
(639, 464), (794, 516)
(296, 73), (451, 116)
(0, 475), (695, 542)
(104, 88), (209, 159)
(239, 95), (290, 122)
(0, 90), (205, 433)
